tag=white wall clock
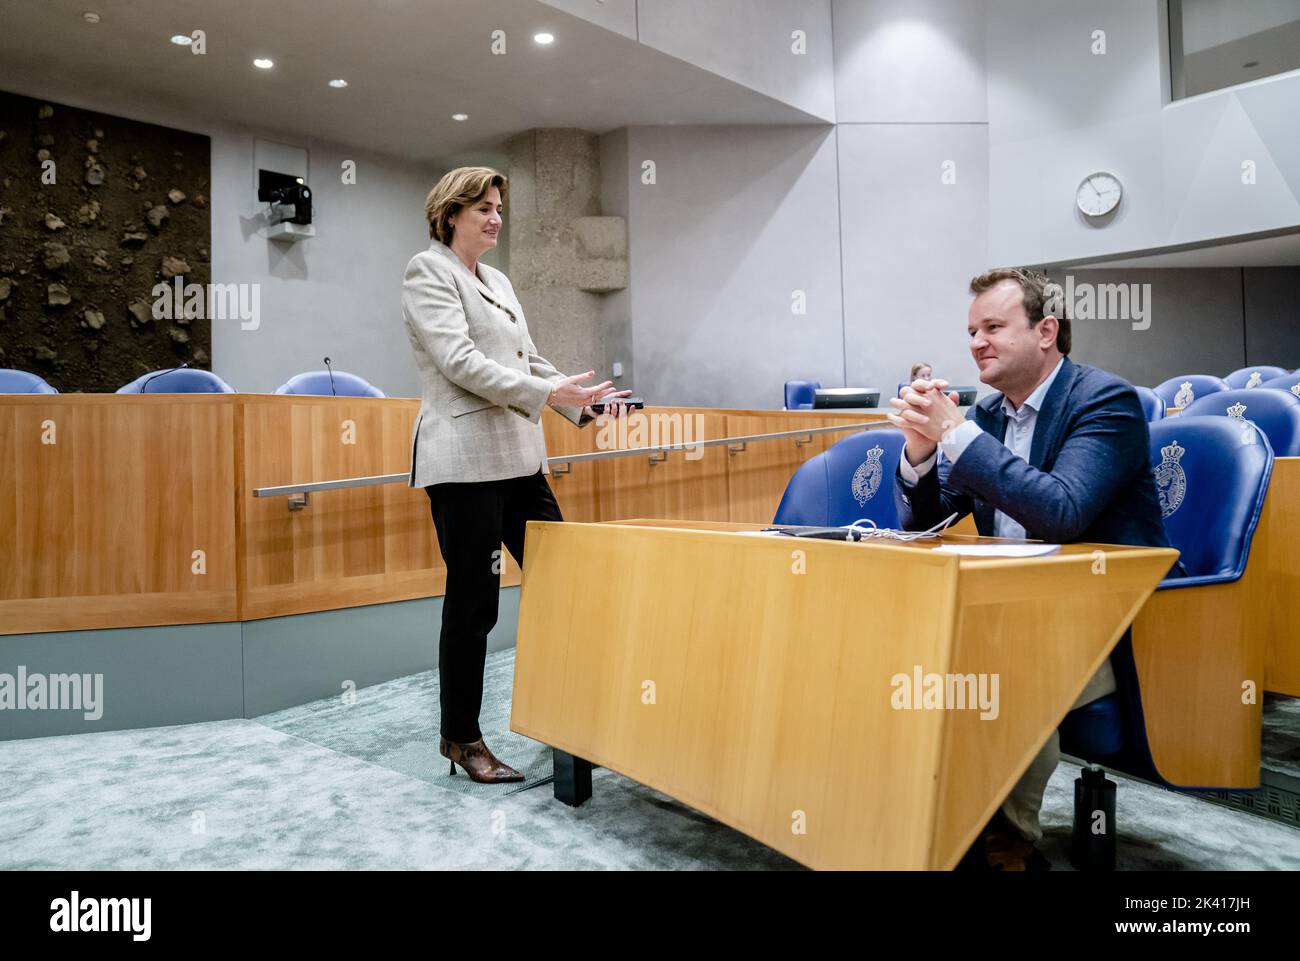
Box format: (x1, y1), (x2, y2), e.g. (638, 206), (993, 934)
(1076, 171), (1123, 218)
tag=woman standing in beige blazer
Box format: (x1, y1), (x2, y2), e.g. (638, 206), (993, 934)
(402, 167), (629, 784)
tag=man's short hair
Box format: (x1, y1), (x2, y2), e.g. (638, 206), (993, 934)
(969, 267), (1072, 355)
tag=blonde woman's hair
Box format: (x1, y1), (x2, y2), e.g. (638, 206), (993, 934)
(424, 166), (508, 244)
(910, 362), (932, 380)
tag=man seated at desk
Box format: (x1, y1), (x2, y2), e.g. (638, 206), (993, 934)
(886, 267), (1171, 871)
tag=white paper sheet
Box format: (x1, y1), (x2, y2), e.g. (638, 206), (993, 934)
(931, 543), (1061, 557)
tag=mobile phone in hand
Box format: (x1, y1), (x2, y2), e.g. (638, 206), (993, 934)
(590, 396), (644, 414)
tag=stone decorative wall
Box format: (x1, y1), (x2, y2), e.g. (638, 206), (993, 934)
(505, 128), (626, 381)
(0, 91), (211, 391)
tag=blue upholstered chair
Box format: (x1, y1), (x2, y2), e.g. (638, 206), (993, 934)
(783, 380), (821, 411)
(1180, 387), (1300, 456)
(773, 428), (907, 529)
(0, 369), (58, 394)
(275, 370), (386, 398)
(116, 369), (236, 393)
(1151, 374), (1230, 410)
(1133, 385), (1164, 422)
(1060, 416), (1273, 867)
(1260, 372), (1300, 398)
(1225, 365), (1288, 390)
(1141, 417), (1272, 587)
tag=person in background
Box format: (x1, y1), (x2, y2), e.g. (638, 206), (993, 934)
(402, 166), (631, 784)
(901, 363), (934, 397)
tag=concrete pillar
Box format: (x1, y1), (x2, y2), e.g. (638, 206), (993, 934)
(505, 129), (627, 381)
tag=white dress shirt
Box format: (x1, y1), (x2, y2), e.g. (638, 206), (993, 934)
(899, 358), (1066, 540)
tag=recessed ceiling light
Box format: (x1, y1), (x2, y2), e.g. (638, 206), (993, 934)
(452, 113), (469, 122)
(83, 11), (100, 23)
(253, 57), (274, 69)
(534, 32), (554, 45)
(328, 78), (348, 88)
(170, 35), (192, 45)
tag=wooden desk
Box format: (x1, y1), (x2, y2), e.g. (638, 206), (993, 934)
(0, 398), (881, 634)
(542, 406), (889, 526)
(511, 518), (1177, 870)
(1259, 458), (1300, 696)
(0, 393), (448, 633)
(237, 394), (449, 620)
(0, 394), (238, 633)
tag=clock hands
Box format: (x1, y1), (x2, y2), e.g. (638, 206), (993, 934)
(1079, 174), (1119, 216)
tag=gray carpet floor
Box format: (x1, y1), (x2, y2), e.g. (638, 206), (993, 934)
(1263, 694), (1300, 782)
(256, 650), (554, 802)
(2, 649), (1298, 870)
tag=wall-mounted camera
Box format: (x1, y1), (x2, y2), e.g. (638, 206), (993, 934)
(257, 168), (315, 242)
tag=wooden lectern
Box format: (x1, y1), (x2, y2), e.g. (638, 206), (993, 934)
(512, 519), (1177, 870)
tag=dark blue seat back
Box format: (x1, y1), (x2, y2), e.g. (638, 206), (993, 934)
(0, 369), (58, 394)
(275, 370), (386, 398)
(1060, 639), (1158, 783)
(773, 429), (907, 528)
(1133, 385), (1164, 421)
(1062, 415), (1274, 784)
(784, 380), (821, 411)
(1225, 365), (1288, 389)
(1181, 387), (1300, 456)
(1260, 372), (1300, 398)
(1060, 695), (1126, 758)
(1149, 415), (1273, 583)
(116, 369), (236, 393)
(1152, 374), (1229, 409)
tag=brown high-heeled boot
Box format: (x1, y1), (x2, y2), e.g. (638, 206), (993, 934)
(439, 736), (525, 784)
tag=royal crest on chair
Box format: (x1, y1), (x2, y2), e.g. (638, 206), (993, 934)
(851, 445), (885, 506)
(1154, 440), (1187, 518)
(1246, 371), (1262, 388)
(1173, 382), (1195, 408)
(1226, 402), (1257, 445)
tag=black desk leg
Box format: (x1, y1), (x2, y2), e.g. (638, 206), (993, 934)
(553, 749), (593, 807)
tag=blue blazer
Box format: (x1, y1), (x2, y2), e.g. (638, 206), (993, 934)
(896, 357), (1172, 550)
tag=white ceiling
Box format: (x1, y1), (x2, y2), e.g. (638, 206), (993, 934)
(1060, 229), (1300, 268)
(1180, 0), (1300, 53)
(0, 0), (822, 162)
(1181, 19), (1300, 97)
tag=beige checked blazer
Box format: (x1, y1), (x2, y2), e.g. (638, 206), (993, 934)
(402, 241), (590, 488)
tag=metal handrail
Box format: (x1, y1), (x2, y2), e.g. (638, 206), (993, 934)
(252, 418), (893, 509)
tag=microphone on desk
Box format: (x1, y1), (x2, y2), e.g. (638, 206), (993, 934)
(323, 356), (337, 396)
(139, 362), (190, 393)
